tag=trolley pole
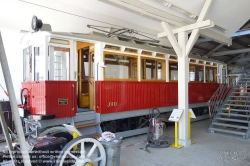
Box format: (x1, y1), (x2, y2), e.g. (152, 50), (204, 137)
(0, 32), (32, 166)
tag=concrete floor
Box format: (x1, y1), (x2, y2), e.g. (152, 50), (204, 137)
(120, 119), (250, 166)
(1, 119), (250, 166)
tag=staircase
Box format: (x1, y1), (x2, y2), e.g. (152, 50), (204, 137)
(208, 74), (250, 138)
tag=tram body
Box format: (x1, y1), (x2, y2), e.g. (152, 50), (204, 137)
(20, 31), (227, 136)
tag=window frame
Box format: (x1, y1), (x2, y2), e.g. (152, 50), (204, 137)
(205, 66), (218, 83)
(140, 57), (166, 82)
(189, 63), (204, 83)
(103, 51), (138, 81)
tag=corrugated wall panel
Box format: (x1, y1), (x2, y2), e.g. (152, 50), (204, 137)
(205, 83), (220, 101)
(97, 81), (219, 114)
(22, 81), (77, 118)
(189, 83), (206, 103)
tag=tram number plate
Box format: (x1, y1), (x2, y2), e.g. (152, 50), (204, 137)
(58, 98), (68, 105)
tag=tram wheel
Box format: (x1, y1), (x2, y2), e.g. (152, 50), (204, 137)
(39, 126), (71, 136)
(39, 126), (73, 142)
(55, 136), (106, 166)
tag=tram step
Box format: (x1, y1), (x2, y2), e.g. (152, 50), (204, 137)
(89, 133), (101, 139)
(75, 122), (100, 129)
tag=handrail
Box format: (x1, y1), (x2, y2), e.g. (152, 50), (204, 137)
(208, 73), (250, 119)
(208, 75), (237, 119)
(244, 98), (250, 123)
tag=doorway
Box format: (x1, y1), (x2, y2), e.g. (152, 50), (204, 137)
(77, 41), (95, 110)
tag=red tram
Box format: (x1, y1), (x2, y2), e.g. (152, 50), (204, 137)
(20, 29), (226, 137)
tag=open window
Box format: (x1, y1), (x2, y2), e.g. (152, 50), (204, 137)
(104, 52), (137, 80)
(206, 66), (217, 82)
(189, 64), (204, 82)
(169, 62), (178, 81)
(23, 46), (32, 81)
(141, 58), (165, 81)
(48, 46), (70, 80)
(34, 46), (46, 81)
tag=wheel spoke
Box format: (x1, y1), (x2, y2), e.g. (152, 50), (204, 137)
(92, 156), (103, 162)
(67, 152), (79, 161)
(87, 144), (97, 158)
(80, 141), (86, 158)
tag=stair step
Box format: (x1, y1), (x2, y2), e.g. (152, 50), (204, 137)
(238, 81), (250, 83)
(227, 100), (247, 102)
(233, 85), (250, 89)
(233, 85), (250, 90)
(209, 127), (246, 136)
(75, 122), (99, 129)
(230, 96), (249, 98)
(221, 108), (250, 112)
(215, 117), (249, 123)
(225, 104), (250, 107)
(234, 88), (250, 90)
(232, 92), (250, 94)
(238, 78), (250, 80)
(218, 113), (250, 118)
(89, 133), (101, 139)
(212, 122), (248, 130)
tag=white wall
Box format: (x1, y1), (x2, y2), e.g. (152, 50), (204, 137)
(0, 29), (23, 103)
(0, 0), (170, 46)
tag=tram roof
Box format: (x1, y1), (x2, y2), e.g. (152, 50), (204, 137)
(35, 30), (226, 65)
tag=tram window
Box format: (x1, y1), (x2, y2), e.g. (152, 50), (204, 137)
(79, 47), (89, 80)
(205, 67), (217, 82)
(104, 53), (137, 79)
(222, 68), (226, 82)
(23, 46), (32, 81)
(189, 65), (203, 82)
(48, 46), (70, 80)
(169, 62), (178, 81)
(34, 46), (45, 81)
(141, 58), (165, 81)
(90, 52), (94, 77)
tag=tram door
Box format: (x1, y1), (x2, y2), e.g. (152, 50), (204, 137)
(77, 42), (95, 110)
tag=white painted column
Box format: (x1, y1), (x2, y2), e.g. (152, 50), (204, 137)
(166, 55), (169, 82)
(138, 55), (141, 82)
(204, 62), (206, 83)
(177, 32), (191, 146)
(94, 42), (105, 81)
(158, 0), (214, 147)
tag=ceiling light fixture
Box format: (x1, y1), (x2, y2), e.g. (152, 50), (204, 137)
(158, 0), (228, 33)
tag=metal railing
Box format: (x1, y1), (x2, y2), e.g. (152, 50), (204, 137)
(245, 98), (250, 122)
(208, 76), (236, 119)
